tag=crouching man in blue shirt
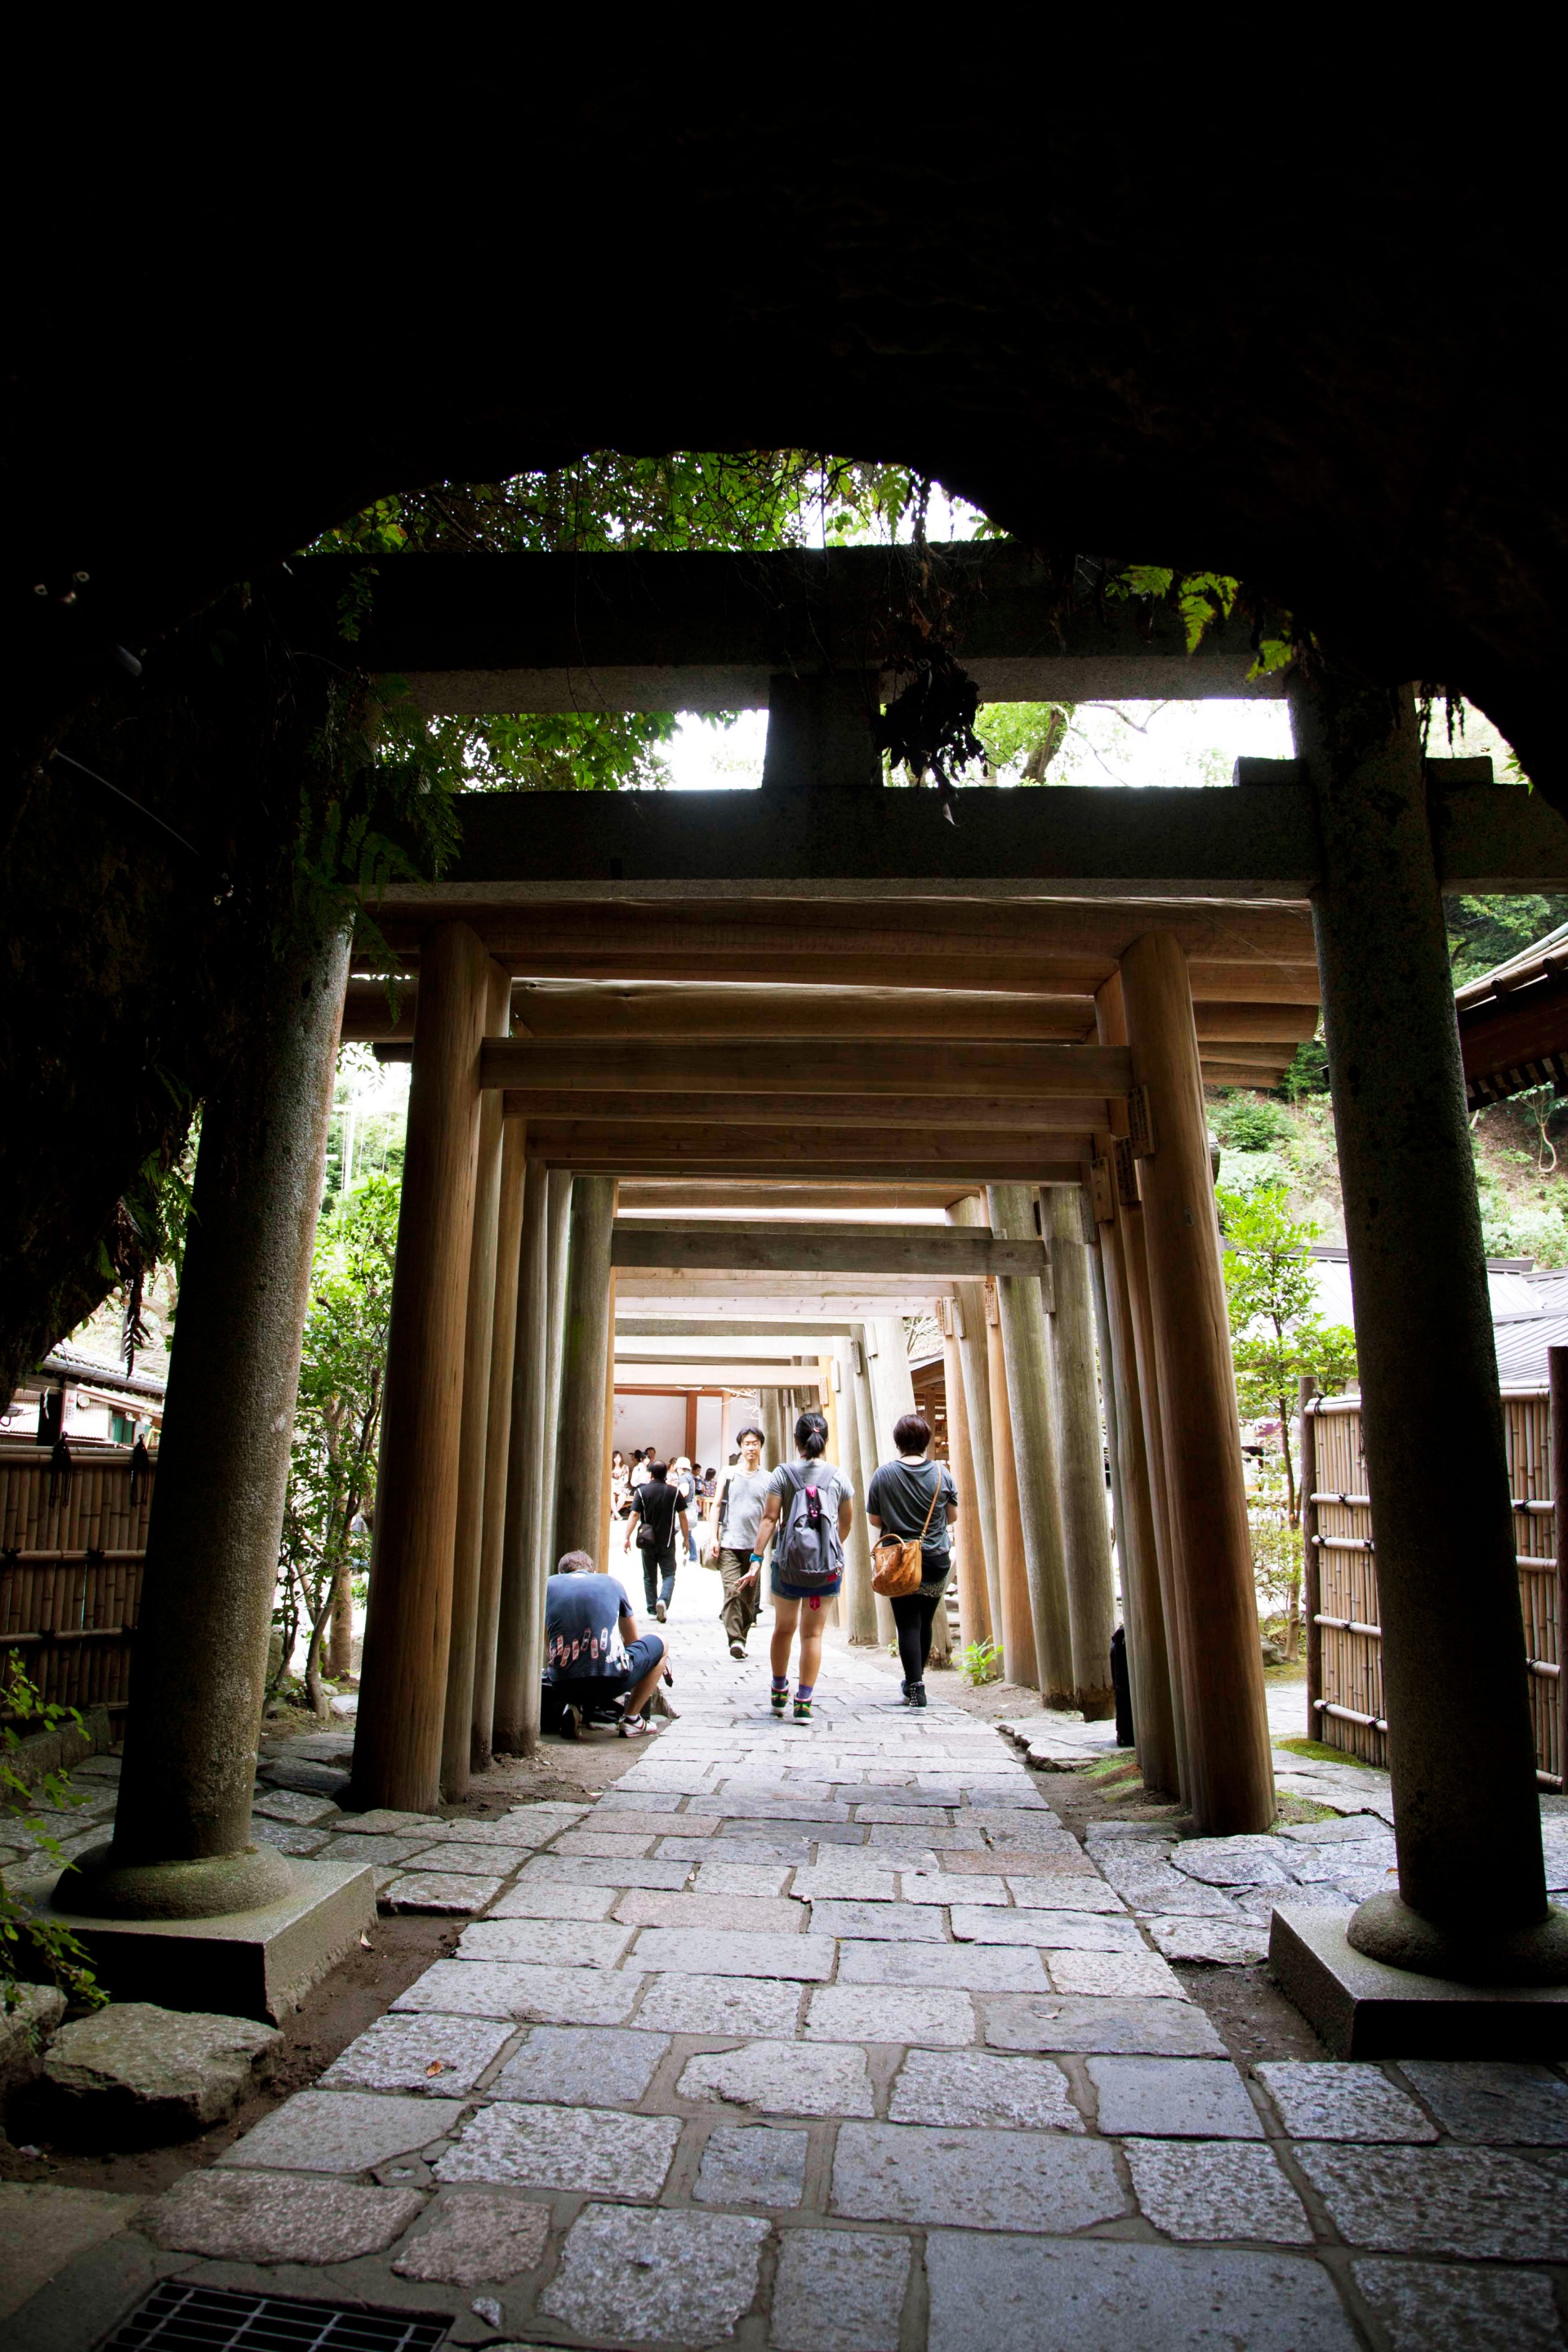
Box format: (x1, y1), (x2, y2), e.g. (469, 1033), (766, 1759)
(545, 1548), (669, 1740)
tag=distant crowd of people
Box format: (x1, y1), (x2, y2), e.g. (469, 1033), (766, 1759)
(541, 1414), (958, 1737)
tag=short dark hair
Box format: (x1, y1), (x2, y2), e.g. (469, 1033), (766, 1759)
(648, 1459), (668, 1481)
(556, 1548), (595, 1575)
(735, 1425), (764, 1446)
(894, 1413), (932, 1454)
(795, 1410), (829, 1459)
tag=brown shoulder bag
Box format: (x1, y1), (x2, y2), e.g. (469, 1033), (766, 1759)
(871, 1469), (944, 1598)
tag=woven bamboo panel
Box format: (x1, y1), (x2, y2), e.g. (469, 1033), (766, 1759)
(1307, 1391), (1557, 1778)
(0, 1448), (151, 1712)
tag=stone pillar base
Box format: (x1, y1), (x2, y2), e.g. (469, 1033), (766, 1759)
(1271, 1902), (1568, 2058)
(1348, 1889), (1568, 1986)
(47, 1860), (375, 2023)
(66, 1842), (294, 1921)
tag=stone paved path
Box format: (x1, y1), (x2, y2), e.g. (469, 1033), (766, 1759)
(42, 1603), (1568, 2346)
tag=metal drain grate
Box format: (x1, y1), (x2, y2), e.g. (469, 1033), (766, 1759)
(105, 2280), (450, 2350)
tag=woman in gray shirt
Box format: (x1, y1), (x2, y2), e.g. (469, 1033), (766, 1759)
(866, 1412), (958, 1709)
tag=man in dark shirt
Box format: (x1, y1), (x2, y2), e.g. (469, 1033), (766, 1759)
(623, 1459), (689, 1621)
(545, 1548), (668, 1739)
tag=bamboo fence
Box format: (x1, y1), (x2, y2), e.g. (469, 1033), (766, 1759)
(1302, 1387), (1561, 1782)
(0, 1446), (154, 1714)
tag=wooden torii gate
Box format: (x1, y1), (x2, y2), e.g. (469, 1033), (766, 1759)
(96, 542), (1568, 2008)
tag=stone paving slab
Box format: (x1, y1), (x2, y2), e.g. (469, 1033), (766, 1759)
(554, 1829), (658, 1858)
(393, 1959), (643, 2025)
(486, 1880), (618, 1921)
(889, 2048), (1083, 2131)
(1350, 2256), (1564, 2351)
(248, 1816), (330, 1855)
(390, 2187), (550, 2285)
(694, 2123), (808, 2208)
(631, 1928), (835, 1979)
(658, 1835), (814, 1864)
(521, 1854), (695, 1890)
(772, 2225), (911, 2351)
(597, 1790), (685, 1815)
(836, 1940), (1047, 1993)
(1145, 1915), (1273, 1964)
(378, 1871), (505, 1914)
(492, 2025), (669, 2107)
(144, 2167), (425, 2263)
(832, 2123), (1125, 2232)
(807, 1900), (944, 1941)
(677, 2038), (876, 2118)
(539, 2202), (768, 2342)
(636, 1972), (807, 2038)
(1003, 1875), (1126, 1912)
(457, 1918), (636, 1969)
(1398, 2057), (1568, 2144)
(925, 2231), (1361, 2351)
(693, 1860), (793, 1896)
(866, 1824), (988, 1853)
(951, 1905), (1143, 1951)
(1255, 2062), (1438, 2143)
(1294, 2142), (1568, 2260)
(615, 1890), (804, 1933)
(900, 1871), (1004, 1904)
(435, 2100), (681, 2197)
(318, 2012), (515, 2096)
(218, 2088), (466, 2174)
(983, 1994), (1226, 2056)
(806, 1986), (978, 2048)
(1045, 1948), (1187, 1998)
(1124, 2139), (1312, 2243)
(791, 1864), (902, 1903)
(252, 1789), (341, 1825)
(1088, 2056), (1263, 2140)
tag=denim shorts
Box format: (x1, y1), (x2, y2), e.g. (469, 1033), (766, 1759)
(552, 1631), (664, 1702)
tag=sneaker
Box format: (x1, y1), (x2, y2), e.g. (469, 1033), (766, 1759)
(617, 1713), (651, 1737)
(558, 1704), (580, 1741)
(911, 1682), (928, 1710)
(794, 1696), (813, 1722)
(728, 1640), (746, 1660)
(655, 1600), (667, 1623)
(770, 1687), (788, 1717)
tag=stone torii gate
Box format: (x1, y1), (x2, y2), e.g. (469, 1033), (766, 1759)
(71, 543), (1568, 2034)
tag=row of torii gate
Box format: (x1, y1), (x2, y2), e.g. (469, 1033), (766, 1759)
(77, 544), (1568, 2009)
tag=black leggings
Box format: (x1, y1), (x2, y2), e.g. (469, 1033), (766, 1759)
(891, 1590), (941, 1686)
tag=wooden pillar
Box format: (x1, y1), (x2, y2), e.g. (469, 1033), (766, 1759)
(984, 1279), (1035, 1688)
(1296, 670), (1559, 1976)
(472, 1118), (528, 1767)
(1045, 1186), (1116, 1718)
(493, 1156), (547, 1753)
(1095, 1157), (1181, 1797)
(684, 1391), (699, 1465)
(541, 1171), (572, 1576)
(599, 1267), (618, 1566)
(941, 1298), (991, 1655)
(351, 920), (490, 1815)
(1120, 929), (1273, 1836)
(820, 1353), (840, 1466)
(947, 1198), (1004, 1646)
(987, 1183), (1074, 1707)
(554, 1177), (617, 1559)
(1552, 1351), (1568, 1797)
(441, 960), (512, 1801)
(1299, 1374), (1322, 1750)
(850, 1327), (896, 1649)
(90, 907), (351, 1917)
(835, 1339), (878, 1642)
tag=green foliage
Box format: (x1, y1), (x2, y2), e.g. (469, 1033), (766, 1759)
(1, 1659), (105, 2017)
(315, 453), (931, 794)
(276, 1171), (400, 1707)
(1446, 895), (1568, 987)
(1279, 1039), (1330, 1100)
(1213, 1092), (1294, 1152)
(961, 1638), (1000, 1687)
(1107, 566), (1296, 677)
(1218, 1181), (1356, 1547)
(973, 702), (1073, 783)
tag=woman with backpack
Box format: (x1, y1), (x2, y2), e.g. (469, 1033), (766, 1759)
(866, 1412), (959, 1709)
(739, 1410), (853, 1721)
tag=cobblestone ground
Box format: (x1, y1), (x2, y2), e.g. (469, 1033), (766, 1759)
(23, 1597), (1568, 2347)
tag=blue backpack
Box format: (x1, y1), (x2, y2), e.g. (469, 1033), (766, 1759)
(777, 1463), (844, 1588)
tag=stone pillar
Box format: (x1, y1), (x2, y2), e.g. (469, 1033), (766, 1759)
(1094, 1176), (1181, 1797)
(493, 1156), (548, 1753)
(350, 921), (490, 1815)
(850, 1328), (896, 1649)
(941, 1300), (992, 1655)
(1293, 670), (1563, 1979)
(473, 1120), (528, 1766)
(553, 1176), (616, 1557)
(835, 1340), (879, 1643)
(78, 911), (351, 1918)
(1045, 1187), (1116, 1718)
(983, 1280), (1035, 1688)
(441, 961), (512, 1801)
(1120, 929), (1274, 1837)
(987, 1184), (1074, 1707)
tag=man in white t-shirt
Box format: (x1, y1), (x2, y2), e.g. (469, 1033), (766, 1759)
(708, 1426), (772, 1658)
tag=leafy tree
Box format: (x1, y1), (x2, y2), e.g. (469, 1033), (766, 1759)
(276, 1171), (400, 1705)
(1219, 1182), (1357, 1657)
(1213, 1092), (1294, 1152)
(2, 1660), (105, 2018)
